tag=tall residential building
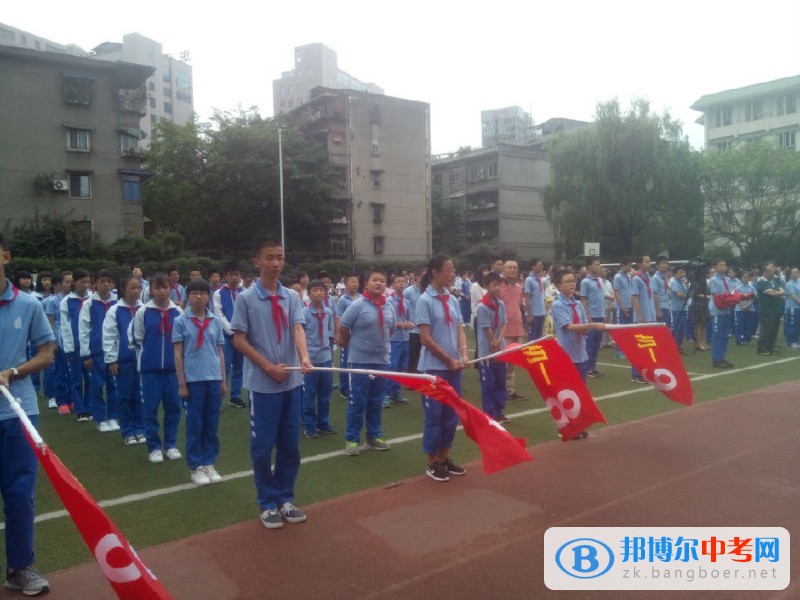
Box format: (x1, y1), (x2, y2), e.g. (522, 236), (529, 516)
(273, 43), (383, 116)
(691, 75), (799, 151)
(288, 87), (431, 261)
(481, 106), (533, 147)
(91, 33), (194, 145)
(0, 22), (87, 56)
(0, 44), (153, 242)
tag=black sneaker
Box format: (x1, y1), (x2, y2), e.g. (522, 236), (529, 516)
(260, 508), (283, 529)
(303, 430), (319, 439)
(497, 413), (511, 424)
(443, 457), (466, 476)
(317, 426), (337, 435)
(631, 376), (647, 384)
(279, 502), (307, 524)
(426, 461), (450, 482)
(587, 369), (604, 378)
(229, 397), (246, 408)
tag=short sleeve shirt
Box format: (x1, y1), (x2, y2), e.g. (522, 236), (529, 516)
(708, 273), (732, 317)
(631, 273), (656, 323)
(476, 298), (507, 358)
(580, 276), (606, 319)
(303, 304), (334, 364)
(340, 297), (394, 365)
(416, 286), (462, 371)
(613, 271), (632, 310)
(524, 274), (546, 317)
(551, 293), (589, 364)
(499, 281), (524, 337)
(172, 310), (225, 382)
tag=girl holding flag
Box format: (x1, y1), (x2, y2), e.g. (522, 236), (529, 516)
(416, 254), (469, 482)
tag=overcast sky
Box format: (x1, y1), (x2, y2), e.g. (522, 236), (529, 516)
(4, 0), (799, 154)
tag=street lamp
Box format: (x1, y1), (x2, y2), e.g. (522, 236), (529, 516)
(278, 127), (285, 250)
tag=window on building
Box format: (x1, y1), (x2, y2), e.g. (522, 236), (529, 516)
(151, 114), (157, 126)
(433, 173), (442, 187)
(745, 99), (765, 122)
(449, 168), (465, 197)
(778, 131), (796, 149)
(279, 86), (285, 96)
(162, 69), (170, 82)
(120, 134), (139, 154)
(488, 161), (498, 178)
(714, 141), (731, 152)
(777, 93), (797, 116)
(164, 102), (173, 114)
(163, 87), (172, 98)
(62, 74), (94, 106)
(68, 172), (91, 198)
(122, 177), (141, 202)
(372, 203), (385, 223)
(372, 140), (380, 156)
(288, 99), (294, 108)
(148, 81), (155, 91)
(66, 128), (90, 152)
(149, 96), (156, 109)
(714, 106), (733, 128)
(176, 91), (192, 103)
(175, 71), (191, 89)
(373, 235), (385, 255)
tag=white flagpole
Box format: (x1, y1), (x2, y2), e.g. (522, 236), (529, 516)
(604, 323), (668, 330)
(285, 366), (436, 382)
(465, 335), (554, 366)
(0, 384), (45, 448)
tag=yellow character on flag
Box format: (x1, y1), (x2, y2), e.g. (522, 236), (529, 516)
(522, 345), (551, 385)
(635, 334), (658, 363)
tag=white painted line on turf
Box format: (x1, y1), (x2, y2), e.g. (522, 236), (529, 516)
(6, 355), (798, 530)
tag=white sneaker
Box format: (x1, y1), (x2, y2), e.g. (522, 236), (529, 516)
(165, 448), (182, 461)
(124, 436), (138, 446)
(47, 398), (57, 409)
(97, 421), (112, 433)
(148, 450), (164, 463)
(108, 419), (121, 431)
(190, 469), (211, 486)
(204, 465), (222, 483)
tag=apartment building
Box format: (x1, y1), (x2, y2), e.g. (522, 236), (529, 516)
(288, 87), (431, 262)
(691, 75), (799, 151)
(0, 45), (154, 242)
(481, 106), (533, 147)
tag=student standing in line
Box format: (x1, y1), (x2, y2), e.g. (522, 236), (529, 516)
(103, 275), (146, 446)
(301, 279), (336, 439)
(334, 274), (360, 399)
(524, 258), (546, 342)
(213, 261), (246, 408)
(167, 267), (186, 309)
(734, 270), (756, 347)
(416, 255), (468, 482)
(783, 267), (800, 350)
(45, 272), (71, 414)
(708, 258), (735, 369)
(173, 279), (226, 486)
(476, 272), (508, 423)
(404, 266), (426, 374)
(579, 256), (606, 378)
(386, 273), (413, 406)
(231, 239), (312, 530)
(339, 269), (395, 455)
(613, 257), (633, 359)
(59, 268), (92, 420)
(756, 262), (786, 355)
(630, 255), (656, 384)
(669, 266), (691, 353)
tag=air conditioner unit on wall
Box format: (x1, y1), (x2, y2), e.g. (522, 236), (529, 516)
(53, 180), (69, 192)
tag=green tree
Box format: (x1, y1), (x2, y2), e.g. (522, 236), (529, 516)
(431, 186), (466, 255)
(699, 140), (800, 264)
(143, 109), (339, 257)
(543, 99), (703, 260)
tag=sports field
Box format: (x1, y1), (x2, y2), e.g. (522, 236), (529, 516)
(13, 335), (800, 577)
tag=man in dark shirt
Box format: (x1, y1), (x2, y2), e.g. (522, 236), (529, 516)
(756, 262), (786, 355)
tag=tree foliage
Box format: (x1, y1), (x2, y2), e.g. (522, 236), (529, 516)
(699, 141), (800, 264)
(543, 99), (703, 261)
(143, 109), (340, 257)
(431, 186), (467, 255)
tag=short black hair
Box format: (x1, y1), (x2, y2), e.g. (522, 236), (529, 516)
(656, 255), (670, 264)
(96, 269), (114, 282)
(307, 278), (326, 292)
(73, 268), (90, 282)
(483, 272), (503, 286)
(185, 278), (211, 295)
(222, 261), (241, 275)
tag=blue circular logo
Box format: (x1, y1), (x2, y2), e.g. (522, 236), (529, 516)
(554, 537), (615, 579)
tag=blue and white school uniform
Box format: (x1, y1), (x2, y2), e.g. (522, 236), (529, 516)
(172, 309), (225, 471)
(476, 296), (507, 420)
(613, 271), (633, 324)
(230, 280), (305, 512)
(45, 292), (69, 407)
(552, 292), (590, 379)
(416, 286), (463, 456)
(631, 273), (656, 377)
(579, 275), (606, 371)
(340, 295), (395, 444)
(669, 277), (690, 345)
(79, 291), (118, 424)
(130, 300), (183, 454)
(0, 280), (54, 570)
(169, 283), (186, 306)
(213, 285), (244, 403)
(524, 273), (546, 340)
(335, 293), (359, 395)
(652, 271), (672, 327)
(708, 273), (733, 363)
(403, 284), (424, 373)
(784, 278), (800, 347)
(387, 293), (410, 398)
(301, 303), (334, 435)
(103, 300), (144, 440)
(59, 291), (91, 414)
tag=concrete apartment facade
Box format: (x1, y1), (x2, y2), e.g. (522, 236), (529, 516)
(0, 45), (153, 242)
(481, 106), (533, 147)
(273, 43), (383, 116)
(432, 144), (555, 261)
(288, 87), (431, 262)
(691, 75), (799, 151)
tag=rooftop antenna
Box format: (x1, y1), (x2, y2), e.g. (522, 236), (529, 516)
(180, 50), (191, 63)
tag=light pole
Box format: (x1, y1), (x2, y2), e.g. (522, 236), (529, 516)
(278, 127), (285, 250)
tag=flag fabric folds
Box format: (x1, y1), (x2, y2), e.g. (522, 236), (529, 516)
(382, 373), (533, 474)
(608, 324), (694, 406)
(498, 339), (608, 441)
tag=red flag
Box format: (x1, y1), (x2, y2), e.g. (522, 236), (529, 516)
(608, 324), (694, 406)
(21, 428), (172, 600)
(382, 373), (533, 474)
(498, 339), (607, 441)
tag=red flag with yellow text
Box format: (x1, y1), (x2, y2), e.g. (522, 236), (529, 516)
(382, 373), (533, 473)
(608, 324), (694, 406)
(498, 339), (607, 441)
(21, 428), (172, 600)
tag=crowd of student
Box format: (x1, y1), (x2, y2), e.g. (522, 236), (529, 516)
(2, 230), (799, 595)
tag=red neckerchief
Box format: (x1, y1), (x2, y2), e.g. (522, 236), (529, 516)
(534, 275), (542, 293)
(569, 301), (581, 324)
(0, 285), (19, 307)
(480, 293), (499, 329)
(593, 276), (602, 290)
(635, 272), (652, 298)
(97, 297), (114, 313)
(127, 305), (139, 318)
(157, 307), (172, 335)
(190, 315), (212, 350)
(264, 294), (289, 344)
(434, 291), (454, 327)
(225, 285), (239, 302)
(396, 294), (406, 319)
(362, 292), (386, 338)
(720, 275), (730, 293)
(313, 309), (326, 344)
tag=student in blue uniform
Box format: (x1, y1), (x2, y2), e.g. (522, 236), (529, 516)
(630, 255), (656, 384)
(213, 261), (245, 408)
(403, 266), (426, 373)
(45, 272), (71, 415)
(613, 257), (633, 359)
(652, 256), (672, 327)
(416, 254), (469, 483)
(0, 232), (55, 596)
(231, 239), (312, 530)
(386, 273), (412, 405)
(784, 267), (800, 350)
(339, 269), (395, 456)
(167, 267), (186, 309)
(708, 258), (735, 369)
(173, 278), (226, 486)
(476, 272), (508, 423)
(79, 269), (119, 432)
(524, 257), (546, 341)
(334, 274), (360, 399)
(59, 268), (92, 420)
(130, 273), (184, 464)
(103, 275), (146, 446)
(301, 279), (336, 439)
(734, 270), (756, 347)
(579, 256), (606, 378)
(669, 266), (690, 352)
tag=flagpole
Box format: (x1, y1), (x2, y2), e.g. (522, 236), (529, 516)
(465, 335), (554, 366)
(0, 384), (45, 448)
(285, 366), (436, 382)
(604, 323), (668, 330)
